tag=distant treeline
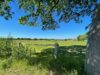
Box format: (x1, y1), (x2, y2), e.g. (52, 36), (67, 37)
(77, 34), (88, 41)
(0, 37), (75, 41)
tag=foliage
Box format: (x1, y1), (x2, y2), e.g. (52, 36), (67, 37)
(0, 0), (99, 30)
(0, 38), (32, 60)
(18, 0), (99, 30)
(11, 43), (28, 60)
(0, 38), (13, 58)
(0, 0), (13, 20)
(77, 34), (88, 41)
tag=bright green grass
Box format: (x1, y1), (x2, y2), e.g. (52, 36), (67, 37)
(15, 40), (86, 52)
(0, 40), (86, 75)
(0, 59), (48, 75)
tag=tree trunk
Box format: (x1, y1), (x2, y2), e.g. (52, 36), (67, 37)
(85, 8), (100, 75)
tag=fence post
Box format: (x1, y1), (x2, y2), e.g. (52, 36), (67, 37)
(54, 43), (59, 59)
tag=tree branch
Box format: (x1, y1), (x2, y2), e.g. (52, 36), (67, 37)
(50, 0), (59, 12)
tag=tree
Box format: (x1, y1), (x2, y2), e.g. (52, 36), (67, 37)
(0, 0), (13, 20)
(1, 0), (99, 29)
(85, 8), (100, 75)
(77, 34), (88, 41)
(0, 0), (100, 75)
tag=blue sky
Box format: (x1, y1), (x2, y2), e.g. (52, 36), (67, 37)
(0, 1), (92, 39)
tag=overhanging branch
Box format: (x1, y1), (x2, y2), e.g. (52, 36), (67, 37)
(50, 0), (59, 12)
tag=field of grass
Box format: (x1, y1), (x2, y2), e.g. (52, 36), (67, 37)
(0, 39), (87, 75)
(15, 40), (86, 52)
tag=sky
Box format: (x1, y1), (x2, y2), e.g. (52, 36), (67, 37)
(0, 1), (92, 39)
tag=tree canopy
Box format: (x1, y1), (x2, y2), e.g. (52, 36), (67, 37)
(0, 0), (100, 30)
(77, 34), (88, 41)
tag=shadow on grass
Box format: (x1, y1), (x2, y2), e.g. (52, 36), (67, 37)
(28, 45), (86, 75)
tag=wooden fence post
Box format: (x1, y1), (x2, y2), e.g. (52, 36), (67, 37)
(54, 43), (59, 59)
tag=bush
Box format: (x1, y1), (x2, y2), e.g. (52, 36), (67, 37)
(0, 38), (34, 60)
(11, 42), (29, 60)
(0, 38), (13, 58)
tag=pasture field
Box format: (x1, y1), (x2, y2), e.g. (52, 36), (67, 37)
(0, 39), (87, 75)
(14, 40), (86, 52)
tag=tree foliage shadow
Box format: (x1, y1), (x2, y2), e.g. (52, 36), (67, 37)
(28, 45), (86, 75)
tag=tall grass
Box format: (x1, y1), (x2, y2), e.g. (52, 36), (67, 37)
(0, 38), (86, 75)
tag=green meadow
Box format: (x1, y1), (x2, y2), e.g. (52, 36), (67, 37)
(0, 39), (87, 75)
(15, 40), (86, 52)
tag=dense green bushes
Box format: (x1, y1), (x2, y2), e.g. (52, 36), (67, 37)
(0, 38), (13, 58)
(0, 38), (35, 69)
(0, 38), (34, 59)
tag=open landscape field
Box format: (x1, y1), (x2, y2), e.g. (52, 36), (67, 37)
(15, 40), (86, 52)
(0, 0), (99, 74)
(0, 39), (87, 75)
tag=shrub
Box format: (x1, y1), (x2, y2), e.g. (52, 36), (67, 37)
(0, 38), (13, 58)
(11, 42), (28, 60)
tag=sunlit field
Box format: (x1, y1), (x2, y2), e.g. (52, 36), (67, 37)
(0, 39), (87, 75)
(15, 40), (86, 52)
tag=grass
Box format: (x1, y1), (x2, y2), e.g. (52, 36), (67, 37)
(14, 40), (86, 52)
(0, 39), (87, 75)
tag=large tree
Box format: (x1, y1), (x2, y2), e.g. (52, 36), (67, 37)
(0, 0), (100, 75)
